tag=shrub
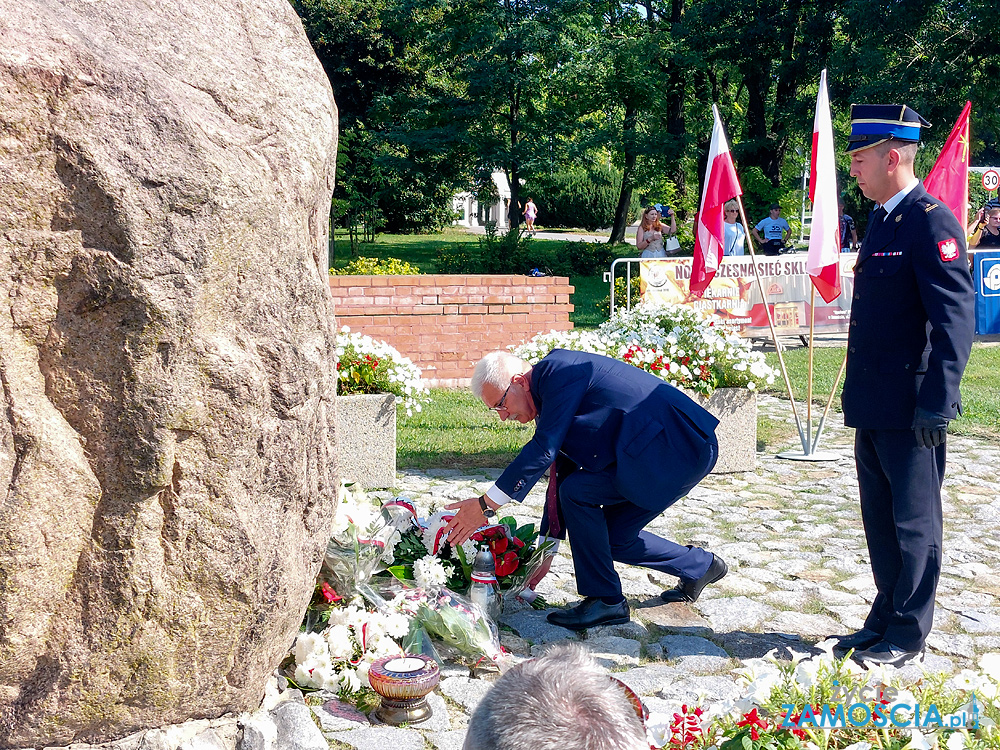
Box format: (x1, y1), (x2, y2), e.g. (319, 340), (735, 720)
(596, 275), (642, 318)
(335, 257), (422, 275)
(524, 164), (627, 230)
(437, 226), (620, 277)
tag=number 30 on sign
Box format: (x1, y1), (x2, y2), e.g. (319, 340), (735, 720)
(983, 169), (1000, 192)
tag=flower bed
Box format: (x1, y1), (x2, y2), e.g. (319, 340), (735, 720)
(513, 302), (776, 396)
(644, 646), (999, 750)
(514, 303), (771, 471)
(335, 328), (429, 488)
(336, 327), (428, 416)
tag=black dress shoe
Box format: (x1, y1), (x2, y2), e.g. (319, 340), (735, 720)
(660, 555), (728, 603)
(547, 597), (630, 631)
(852, 640), (924, 668)
(831, 628), (883, 654)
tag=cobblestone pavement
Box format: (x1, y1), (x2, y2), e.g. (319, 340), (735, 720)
(315, 395), (1000, 749)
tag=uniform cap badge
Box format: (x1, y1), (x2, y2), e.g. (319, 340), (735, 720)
(938, 238), (959, 262)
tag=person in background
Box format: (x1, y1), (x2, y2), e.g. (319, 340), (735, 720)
(723, 199), (746, 256)
(969, 205), (1000, 249)
(839, 198), (858, 252)
(834, 103), (975, 668)
(522, 198), (538, 233)
(463, 643), (649, 750)
(751, 203), (791, 255)
(635, 205), (675, 258)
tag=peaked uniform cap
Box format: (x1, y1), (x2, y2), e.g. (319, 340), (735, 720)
(847, 104), (931, 152)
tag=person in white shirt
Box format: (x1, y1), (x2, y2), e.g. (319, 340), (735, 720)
(723, 200), (746, 256)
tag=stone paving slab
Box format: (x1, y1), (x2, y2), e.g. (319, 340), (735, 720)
(350, 393), (1000, 750)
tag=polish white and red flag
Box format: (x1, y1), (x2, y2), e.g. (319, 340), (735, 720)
(690, 105), (742, 297)
(806, 69), (842, 303)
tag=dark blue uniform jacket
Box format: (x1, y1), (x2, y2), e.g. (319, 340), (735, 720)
(842, 183), (975, 429)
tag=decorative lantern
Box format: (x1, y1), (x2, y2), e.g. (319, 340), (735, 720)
(368, 654), (440, 725)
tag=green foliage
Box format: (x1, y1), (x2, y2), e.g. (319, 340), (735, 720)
(438, 225), (618, 276)
(336, 256), (422, 275)
(596, 275), (642, 318)
(525, 164), (629, 230)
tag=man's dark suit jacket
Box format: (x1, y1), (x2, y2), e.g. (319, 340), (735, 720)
(495, 350), (719, 511)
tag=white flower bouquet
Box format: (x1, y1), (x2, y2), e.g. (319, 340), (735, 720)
(513, 302), (777, 397)
(336, 326), (429, 416)
(292, 604), (410, 692)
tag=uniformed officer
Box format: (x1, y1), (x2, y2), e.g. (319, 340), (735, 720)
(834, 105), (976, 666)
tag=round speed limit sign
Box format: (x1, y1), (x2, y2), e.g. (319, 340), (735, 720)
(983, 169), (1000, 192)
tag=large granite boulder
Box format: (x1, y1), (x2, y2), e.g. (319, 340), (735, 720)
(0, 0), (338, 746)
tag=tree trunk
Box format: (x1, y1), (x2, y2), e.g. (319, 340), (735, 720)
(664, 0), (687, 210)
(610, 105), (638, 244)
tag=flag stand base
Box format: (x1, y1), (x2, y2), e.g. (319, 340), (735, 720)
(776, 450), (840, 462)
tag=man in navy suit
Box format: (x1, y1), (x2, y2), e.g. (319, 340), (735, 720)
(444, 349), (728, 630)
(834, 105), (975, 666)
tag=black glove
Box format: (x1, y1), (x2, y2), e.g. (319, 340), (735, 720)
(912, 407), (948, 449)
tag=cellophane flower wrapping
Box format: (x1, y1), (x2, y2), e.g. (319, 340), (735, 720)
(365, 579), (513, 672)
(321, 484), (418, 603)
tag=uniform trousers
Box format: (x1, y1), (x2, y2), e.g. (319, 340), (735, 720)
(856, 427), (945, 651)
(558, 440), (717, 599)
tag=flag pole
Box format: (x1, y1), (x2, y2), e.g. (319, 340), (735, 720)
(733, 193), (807, 450)
(807, 285), (815, 449)
(811, 350), (848, 454)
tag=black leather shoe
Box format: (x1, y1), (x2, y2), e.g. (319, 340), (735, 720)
(831, 628), (883, 654)
(660, 555), (728, 603)
(852, 640), (924, 668)
(547, 597), (630, 631)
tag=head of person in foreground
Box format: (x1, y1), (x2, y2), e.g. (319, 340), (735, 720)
(462, 642), (649, 750)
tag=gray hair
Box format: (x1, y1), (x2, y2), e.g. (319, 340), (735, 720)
(463, 643), (648, 750)
(470, 351), (530, 400)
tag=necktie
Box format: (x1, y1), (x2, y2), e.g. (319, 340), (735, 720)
(873, 206), (887, 223)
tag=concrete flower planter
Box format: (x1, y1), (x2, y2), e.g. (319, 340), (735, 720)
(336, 393), (396, 489)
(697, 387), (757, 473)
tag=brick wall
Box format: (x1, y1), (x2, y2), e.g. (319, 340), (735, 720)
(328, 275), (575, 386)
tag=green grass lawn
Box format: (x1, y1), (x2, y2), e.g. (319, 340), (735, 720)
(400, 344), (999, 470)
(399, 389), (534, 470)
(764, 343), (1000, 440)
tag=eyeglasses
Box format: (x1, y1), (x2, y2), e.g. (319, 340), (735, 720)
(490, 384), (513, 412)
(725, 209), (738, 213)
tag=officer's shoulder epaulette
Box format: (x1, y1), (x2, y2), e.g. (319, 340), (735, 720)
(923, 202), (939, 213)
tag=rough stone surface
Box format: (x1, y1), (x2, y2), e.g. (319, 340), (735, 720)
(330, 726), (427, 750)
(336, 394), (396, 488)
(0, 0), (338, 745)
(270, 702), (329, 750)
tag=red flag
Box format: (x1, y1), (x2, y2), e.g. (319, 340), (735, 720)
(691, 105), (742, 297)
(925, 101), (971, 227)
(806, 70), (841, 303)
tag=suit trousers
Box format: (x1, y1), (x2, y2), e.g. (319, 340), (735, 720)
(856, 428), (945, 651)
(558, 440), (717, 599)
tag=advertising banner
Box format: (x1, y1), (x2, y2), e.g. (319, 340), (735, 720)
(639, 253), (858, 337)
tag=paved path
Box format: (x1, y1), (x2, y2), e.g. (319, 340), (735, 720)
(316, 394), (1000, 749)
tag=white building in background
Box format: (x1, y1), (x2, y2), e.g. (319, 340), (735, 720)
(452, 170), (512, 229)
